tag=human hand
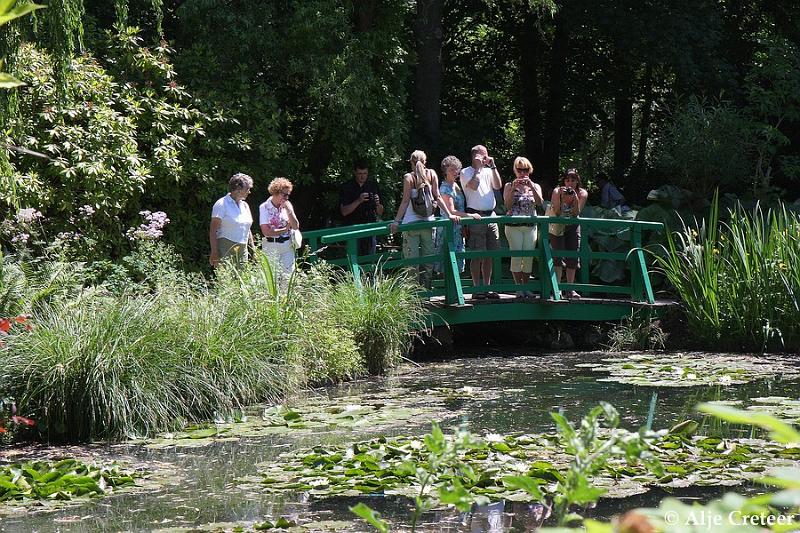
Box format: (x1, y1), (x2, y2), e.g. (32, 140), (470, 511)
(360, 192), (370, 203)
(373, 194), (381, 206)
(449, 214), (461, 223)
(485, 156), (495, 168)
(470, 213), (482, 220)
(389, 222), (399, 234)
(209, 252), (219, 268)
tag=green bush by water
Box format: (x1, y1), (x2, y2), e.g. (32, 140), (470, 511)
(655, 198), (800, 352)
(0, 250), (421, 441)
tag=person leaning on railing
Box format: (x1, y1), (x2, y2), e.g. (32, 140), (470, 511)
(389, 150), (460, 289)
(434, 155), (481, 274)
(503, 157), (544, 298)
(209, 172), (255, 268)
(548, 168), (588, 299)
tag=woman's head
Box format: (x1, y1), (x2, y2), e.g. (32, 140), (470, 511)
(513, 157), (534, 178)
(562, 168), (582, 190)
(440, 155), (462, 181)
(268, 177), (293, 204)
(410, 150), (427, 182)
(228, 172), (254, 194)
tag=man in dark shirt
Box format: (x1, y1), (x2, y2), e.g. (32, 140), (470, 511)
(339, 160), (384, 257)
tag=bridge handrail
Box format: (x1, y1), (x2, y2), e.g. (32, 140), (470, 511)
(317, 216), (662, 244)
(304, 216), (662, 306)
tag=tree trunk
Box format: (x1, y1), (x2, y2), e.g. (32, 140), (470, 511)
(613, 86), (633, 182)
(541, 11), (569, 191)
(634, 63), (654, 173)
(518, 13), (543, 169)
(413, 0), (444, 162)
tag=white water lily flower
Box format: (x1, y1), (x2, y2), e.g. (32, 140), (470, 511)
(461, 386), (475, 393)
(409, 440), (423, 450)
(484, 433), (504, 443)
(344, 404), (363, 411)
(673, 367), (684, 376)
(686, 373), (697, 380)
(718, 375), (733, 385)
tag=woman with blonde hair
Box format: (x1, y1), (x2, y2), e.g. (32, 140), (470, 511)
(390, 150), (459, 288)
(259, 177), (300, 278)
(503, 157), (544, 297)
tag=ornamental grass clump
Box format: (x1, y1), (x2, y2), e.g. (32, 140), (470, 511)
(328, 268), (424, 374)
(655, 197), (800, 351)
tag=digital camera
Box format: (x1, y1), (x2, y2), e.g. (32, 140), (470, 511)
(563, 187), (576, 196)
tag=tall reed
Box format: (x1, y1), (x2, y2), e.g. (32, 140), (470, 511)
(655, 198), (800, 351)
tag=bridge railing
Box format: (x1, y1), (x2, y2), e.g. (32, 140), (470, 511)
(303, 216), (663, 306)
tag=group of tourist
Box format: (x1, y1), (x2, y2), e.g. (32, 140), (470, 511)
(209, 173), (300, 279)
(209, 145), (594, 299)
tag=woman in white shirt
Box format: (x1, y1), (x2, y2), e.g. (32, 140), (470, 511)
(209, 173), (255, 267)
(260, 177), (300, 277)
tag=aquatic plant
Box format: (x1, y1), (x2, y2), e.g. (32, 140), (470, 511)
(654, 196), (800, 352)
(605, 311), (668, 351)
(0, 459), (137, 502)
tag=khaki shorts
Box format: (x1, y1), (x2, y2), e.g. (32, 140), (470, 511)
(467, 223), (499, 251)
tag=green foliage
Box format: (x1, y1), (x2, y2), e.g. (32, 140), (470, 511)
(0, 459), (137, 501)
(654, 196), (800, 351)
(606, 311), (668, 351)
(549, 402), (661, 526)
(328, 268), (424, 375)
(349, 502), (389, 533)
(3, 28), (237, 262)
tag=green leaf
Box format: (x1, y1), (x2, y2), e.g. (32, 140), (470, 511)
(0, 72), (24, 88)
(0, 2), (44, 26)
(698, 403), (800, 444)
(349, 502), (389, 533)
(501, 475), (544, 500)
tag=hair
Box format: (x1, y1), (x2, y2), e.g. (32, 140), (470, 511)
(470, 145), (488, 159)
(268, 177), (293, 196)
(513, 156), (533, 173)
(228, 172), (254, 193)
(409, 150), (428, 185)
(562, 168), (584, 190)
(353, 159), (369, 171)
(440, 155), (462, 176)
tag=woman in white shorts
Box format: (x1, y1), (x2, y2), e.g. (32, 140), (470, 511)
(259, 177), (300, 278)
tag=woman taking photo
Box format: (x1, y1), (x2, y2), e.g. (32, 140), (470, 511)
(389, 150), (459, 288)
(548, 168), (588, 299)
(209, 172), (255, 268)
(259, 177), (300, 278)
(503, 157), (543, 298)
(434, 155), (480, 273)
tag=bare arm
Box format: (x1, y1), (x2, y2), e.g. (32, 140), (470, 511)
(461, 169), (480, 191)
(340, 195), (366, 217)
(531, 182), (544, 206)
(503, 183), (514, 211)
(550, 187), (562, 215)
(490, 167), (502, 191)
(431, 172), (460, 221)
(389, 174), (413, 231)
(577, 188), (589, 215)
(285, 201), (300, 229)
(209, 217), (222, 267)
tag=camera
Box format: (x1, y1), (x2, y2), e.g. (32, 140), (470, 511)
(367, 192), (378, 205)
(563, 187), (576, 196)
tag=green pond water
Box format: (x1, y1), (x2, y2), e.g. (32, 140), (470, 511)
(2, 351), (799, 532)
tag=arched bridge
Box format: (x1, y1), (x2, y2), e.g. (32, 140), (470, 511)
(304, 216), (672, 327)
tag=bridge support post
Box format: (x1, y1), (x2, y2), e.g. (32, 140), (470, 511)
(540, 225), (561, 301)
(346, 239), (362, 290)
(443, 223), (465, 306)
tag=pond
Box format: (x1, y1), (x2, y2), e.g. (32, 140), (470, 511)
(2, 351), (799, 532)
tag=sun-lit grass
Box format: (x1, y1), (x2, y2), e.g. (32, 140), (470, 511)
(655, 198), (800, 352)
(0, 252), (421, 441)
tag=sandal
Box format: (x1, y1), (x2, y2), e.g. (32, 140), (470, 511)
(486, 291), (500, 299)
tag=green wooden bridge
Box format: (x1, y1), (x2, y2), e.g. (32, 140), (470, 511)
(303, 216), (671, 327)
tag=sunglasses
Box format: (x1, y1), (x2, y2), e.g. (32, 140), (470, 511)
(515, 167), (531, 173)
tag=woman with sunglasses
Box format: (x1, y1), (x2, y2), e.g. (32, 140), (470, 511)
(549, 168), (588, 299)
(503, 157), (544, 298)
(260, 177), (300, 278)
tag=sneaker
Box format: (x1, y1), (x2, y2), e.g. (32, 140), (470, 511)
(473, 292), (487, 300)
(567, 290), (581, 299)
(515, 291), (526, 298)
(486, 291), (501, 299)
(523, 290), (536, 298)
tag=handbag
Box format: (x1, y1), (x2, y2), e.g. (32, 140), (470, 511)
(545, 205), (565, 237)
(291, 229), (303, 250)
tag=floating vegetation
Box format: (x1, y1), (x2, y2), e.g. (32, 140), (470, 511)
(256, 429), (798, 505)
(153, 518), (359, 532)
(137, 386), (500, 449)
(576, 353), (800, 387)
(0, 458), (139, 517)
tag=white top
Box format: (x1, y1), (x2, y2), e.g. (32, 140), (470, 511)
(259, 199), (291, 237)
(402, 174), (436, 224)
(211, 194), (253, 244)
(460, 166), (496, 212)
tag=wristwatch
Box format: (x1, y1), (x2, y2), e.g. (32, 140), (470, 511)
(487, 164), (496, 170)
